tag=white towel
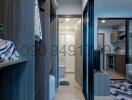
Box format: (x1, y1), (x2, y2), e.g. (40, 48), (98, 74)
(35, 0), (43, 41)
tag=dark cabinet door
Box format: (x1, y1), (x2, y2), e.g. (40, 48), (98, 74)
(116, 55), (126, 76)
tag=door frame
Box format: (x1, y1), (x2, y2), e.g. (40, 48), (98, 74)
(126, 19), (132, 64)
(57, 15), (82, 86)
(83, 4), (88, 98)
(83, 0), (94, 100)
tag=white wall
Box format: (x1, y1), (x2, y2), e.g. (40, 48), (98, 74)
(98, 27), (113, 51)
(57, 0), (82, 15)
(118, 24), (125, 31)
(82, 0), (88, 12)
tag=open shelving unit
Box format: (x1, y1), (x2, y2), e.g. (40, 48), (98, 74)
(0, 59), (27, 69)
(111, 31), (126, 43)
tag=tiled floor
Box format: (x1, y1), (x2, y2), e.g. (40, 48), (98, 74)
(55, 73), (113, 100)
(95, 96), (113, 100)
(55, 73), (85, 100)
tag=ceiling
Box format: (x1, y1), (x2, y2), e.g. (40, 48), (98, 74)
(59, 18), (81, 31)
(95, 0), (132, 11)
(57, 0), (82, 15)
(98, 19), (125, 28)
(57, 0), (132, 11)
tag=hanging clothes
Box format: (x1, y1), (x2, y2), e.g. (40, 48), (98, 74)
(35, 0), (43, 41)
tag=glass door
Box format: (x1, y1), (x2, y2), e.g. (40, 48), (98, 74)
(127, 20), (132, 64)
(83, 0), (94, 100)
(83, 4), (88, 98)
(126, 19), (132, 81)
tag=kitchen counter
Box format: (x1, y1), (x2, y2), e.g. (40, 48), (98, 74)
(107, 53), (125, 56)
(106, 54), (126, 76)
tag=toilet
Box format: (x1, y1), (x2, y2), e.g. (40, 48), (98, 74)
(49, 75), (55, 100)
(59, 65), (66, 78)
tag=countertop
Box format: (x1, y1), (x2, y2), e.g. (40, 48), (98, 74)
(107, 53), (126, 56)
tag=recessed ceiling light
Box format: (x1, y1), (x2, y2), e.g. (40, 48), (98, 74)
(101, 20), (106, 23)
(65, 26), (70, 29)
(65, 18), (70, 22)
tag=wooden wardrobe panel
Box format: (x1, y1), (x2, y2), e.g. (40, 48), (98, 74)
(1, 0), (35, 100)
(35, 0), (51, 100)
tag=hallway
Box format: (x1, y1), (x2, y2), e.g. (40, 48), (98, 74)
(55, 73), (113, 100)
(55, 73), (85, 100)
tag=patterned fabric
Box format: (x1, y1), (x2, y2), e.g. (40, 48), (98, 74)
(35, 0), (42, 41)
(0, 39), (20, 63)
(110, 80), (132, 100)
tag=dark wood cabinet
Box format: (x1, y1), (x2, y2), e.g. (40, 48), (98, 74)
(111, 32), (118, 42)
(115, 55), (126, 76)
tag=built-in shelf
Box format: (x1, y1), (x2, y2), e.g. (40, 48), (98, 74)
(118, 33), (126, 37)
(0, 58), (27, 69)
(111, 41), (117, 43)
(112, 40), (126, 43)
(111, 31), (126, 43)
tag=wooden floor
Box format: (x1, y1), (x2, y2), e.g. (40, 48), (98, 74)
(103, 70), (125, 79)
(55, 73), (85, 100)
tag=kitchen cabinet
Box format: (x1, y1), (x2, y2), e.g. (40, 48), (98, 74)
(111, 31), (126, 43)
(111, 32), (118, 42)
(106, 54), (126, 76)
(115, 55), (126, 76)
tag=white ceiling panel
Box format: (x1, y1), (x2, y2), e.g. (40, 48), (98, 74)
(57, 0), (82, 15)
(95, 0), (132, 11)
(98, 19), (125, 28)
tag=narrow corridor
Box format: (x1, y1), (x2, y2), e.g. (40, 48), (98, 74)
(55, 73), (85, 100)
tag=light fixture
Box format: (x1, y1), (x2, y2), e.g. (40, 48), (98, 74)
(77, 19), (81, 24)
(65, 18), (70, 22)
(101, 20), (106, 23)
(65, 26), (69, 29)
